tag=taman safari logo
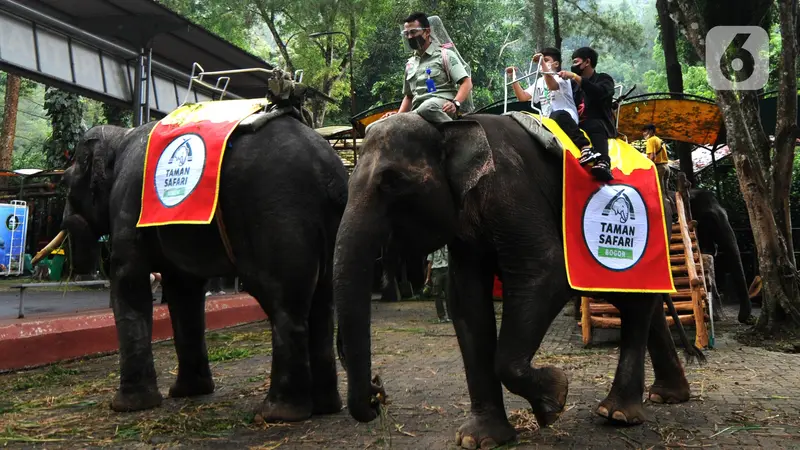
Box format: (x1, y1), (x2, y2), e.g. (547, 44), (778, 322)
(154, 133), (206, 207)
(582, 184), (648, 271)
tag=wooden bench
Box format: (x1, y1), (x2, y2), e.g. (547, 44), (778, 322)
(12, 280), (110, 319)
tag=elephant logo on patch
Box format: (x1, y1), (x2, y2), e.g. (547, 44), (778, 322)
(5, 214), (20, 231)
(167, 138), (193, 167)
(601, 189), (636, 224)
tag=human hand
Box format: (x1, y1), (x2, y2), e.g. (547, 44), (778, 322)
(558, 70), (575, 80)
(381, 111), (398, 119)
(505, 66), (517, 75)
(532, 53), (542, 63)
(442, 101), (457, 114)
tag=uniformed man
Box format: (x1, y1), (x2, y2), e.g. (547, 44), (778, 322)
(381, 12), (473, 124)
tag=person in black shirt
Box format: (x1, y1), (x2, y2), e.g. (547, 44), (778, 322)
(558, 47), (615, 182)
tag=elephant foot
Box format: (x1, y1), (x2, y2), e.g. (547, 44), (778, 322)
(595, 393), (646, 425)
(648, 379), (690, 404)
(455, 413), (517, 450)
(531, 366), (569, 427)
(169, 376), (215, 398)
(258, 397), (312, 423)
(738, 313), (756, 325)
(312, 389), (343, 415)
(111, 386), (163, 412)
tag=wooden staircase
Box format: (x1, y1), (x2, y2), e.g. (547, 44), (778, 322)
(580, 175), (711, 349)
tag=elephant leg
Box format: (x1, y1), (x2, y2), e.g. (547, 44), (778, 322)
(243, 258), (318, 423)
(494, 269), (569, 428)
(449, 243), (516, 450)
(646, 298), (691, 404)
(597, 295), (656, 425)
(109, 249), (162, 412)
(308, 266), (343, 416)
(163, 271), (214, 398)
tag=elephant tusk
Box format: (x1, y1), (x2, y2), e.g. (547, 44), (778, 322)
(31, 230), (67, 266)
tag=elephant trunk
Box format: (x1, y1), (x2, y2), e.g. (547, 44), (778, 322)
(61, 214), (100, 275)
(716, 216), (752, 323)
(333, 197), (389, 423)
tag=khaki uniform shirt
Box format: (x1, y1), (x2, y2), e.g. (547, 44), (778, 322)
(403, 40), (469, 110)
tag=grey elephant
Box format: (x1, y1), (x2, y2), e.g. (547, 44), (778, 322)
(50, 111), (348, 422)
(333, 113), (696, 449)
(668, 188), (752, 323)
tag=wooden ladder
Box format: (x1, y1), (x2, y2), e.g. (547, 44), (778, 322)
(579, 175), (710, 348)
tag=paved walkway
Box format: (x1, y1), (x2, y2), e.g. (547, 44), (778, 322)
(1, 299), (798, 449)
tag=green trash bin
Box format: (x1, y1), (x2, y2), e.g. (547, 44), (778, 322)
(48, 249), (66, 281)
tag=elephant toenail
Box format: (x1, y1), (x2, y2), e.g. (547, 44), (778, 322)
(480, 438), (498, 449)
(612, 411), (628, 422)
(596, 405), (609, 418)
(649, 393), (664, 403)
(461, 435), (478, 450)
(456, 431), (463, 445)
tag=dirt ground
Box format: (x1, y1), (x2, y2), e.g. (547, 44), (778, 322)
(2, 300), (800, 449)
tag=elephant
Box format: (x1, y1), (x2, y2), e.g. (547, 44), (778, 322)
(53, 113), (348, 422)
(668, 188), (752, 323)
(332, 113), (696, 449)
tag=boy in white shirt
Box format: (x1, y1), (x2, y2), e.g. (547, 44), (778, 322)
(506, 47), (592, 155)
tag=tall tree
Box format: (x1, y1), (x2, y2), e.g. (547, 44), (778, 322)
(655, 0), (694, 184)
(0, 73), (21, 174)
(668, 0), (800, 331)
(43, 88), (85, 169)
(532, 0), (547, 50)
(551, 0), (562, 51)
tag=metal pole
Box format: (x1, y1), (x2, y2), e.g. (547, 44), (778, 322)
(144, 47), (152, 124)
(133, 47), (144, 126)
(17, 287), (25, 318)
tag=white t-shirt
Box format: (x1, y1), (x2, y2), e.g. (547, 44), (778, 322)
(524, 76), (579, 124)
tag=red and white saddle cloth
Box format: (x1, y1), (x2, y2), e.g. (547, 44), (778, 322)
(524, 112), (675, 293)
(136, 99), (268, 227)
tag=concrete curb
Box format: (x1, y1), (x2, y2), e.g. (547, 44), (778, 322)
(0, 294), (267, 372)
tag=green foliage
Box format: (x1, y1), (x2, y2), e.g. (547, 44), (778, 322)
(154, 0), (260, 52)
(101, 104), (133, 127)
(43, 87), (85, 169)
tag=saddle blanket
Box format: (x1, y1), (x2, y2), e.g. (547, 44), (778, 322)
(519, 112), (675, 293)
(136, 99), (269, 227)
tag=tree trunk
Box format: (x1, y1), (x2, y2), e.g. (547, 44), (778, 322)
(656, 0), (694, 185)
(551, 0), (561, 52)
(0, 73), (21, 175)
(668, 0), (800, 331)
(770, 0), (799, 266)
(532, 0), (547, 50)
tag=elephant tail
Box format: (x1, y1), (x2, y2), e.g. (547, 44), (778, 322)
(663, 293), (707, 365)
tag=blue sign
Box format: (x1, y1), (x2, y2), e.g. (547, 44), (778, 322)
(0, 202), (29, 274)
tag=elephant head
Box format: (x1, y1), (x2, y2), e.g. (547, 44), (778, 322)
(36, 126), (128, 273)
(333, 113), (495, 422)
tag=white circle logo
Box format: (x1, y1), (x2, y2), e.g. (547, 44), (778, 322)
(154, 134), (206, 207)
(582, 184), (649, 271)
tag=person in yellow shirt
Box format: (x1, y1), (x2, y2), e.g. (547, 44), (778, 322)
(643, 124), (670, 192)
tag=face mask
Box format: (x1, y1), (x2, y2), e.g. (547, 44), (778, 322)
(408, 35), (426, 50)
(571, 62), (584, 75)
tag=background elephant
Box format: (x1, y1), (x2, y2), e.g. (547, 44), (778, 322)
(668, 188), (751, 323)
(57, 115), (348, 422)
(333, 113), (693, 449)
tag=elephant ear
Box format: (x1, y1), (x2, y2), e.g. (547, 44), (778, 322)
(439, 119), (496, 206)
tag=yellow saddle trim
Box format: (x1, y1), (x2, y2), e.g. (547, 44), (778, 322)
(519, 112), (655, 176)
(160, 98), (270, 126)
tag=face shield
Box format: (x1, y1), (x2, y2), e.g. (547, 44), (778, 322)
(401, 26), (428, 52)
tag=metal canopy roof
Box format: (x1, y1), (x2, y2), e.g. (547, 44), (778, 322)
(616, 93), (726, 147)
(16, 0), (275, 99)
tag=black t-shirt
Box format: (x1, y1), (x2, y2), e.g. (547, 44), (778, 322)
(579, 71), (616, 137)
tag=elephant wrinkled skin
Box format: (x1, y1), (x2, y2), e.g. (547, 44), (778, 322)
(61, 116), (348, 422)
(333, 114), (692, 448)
